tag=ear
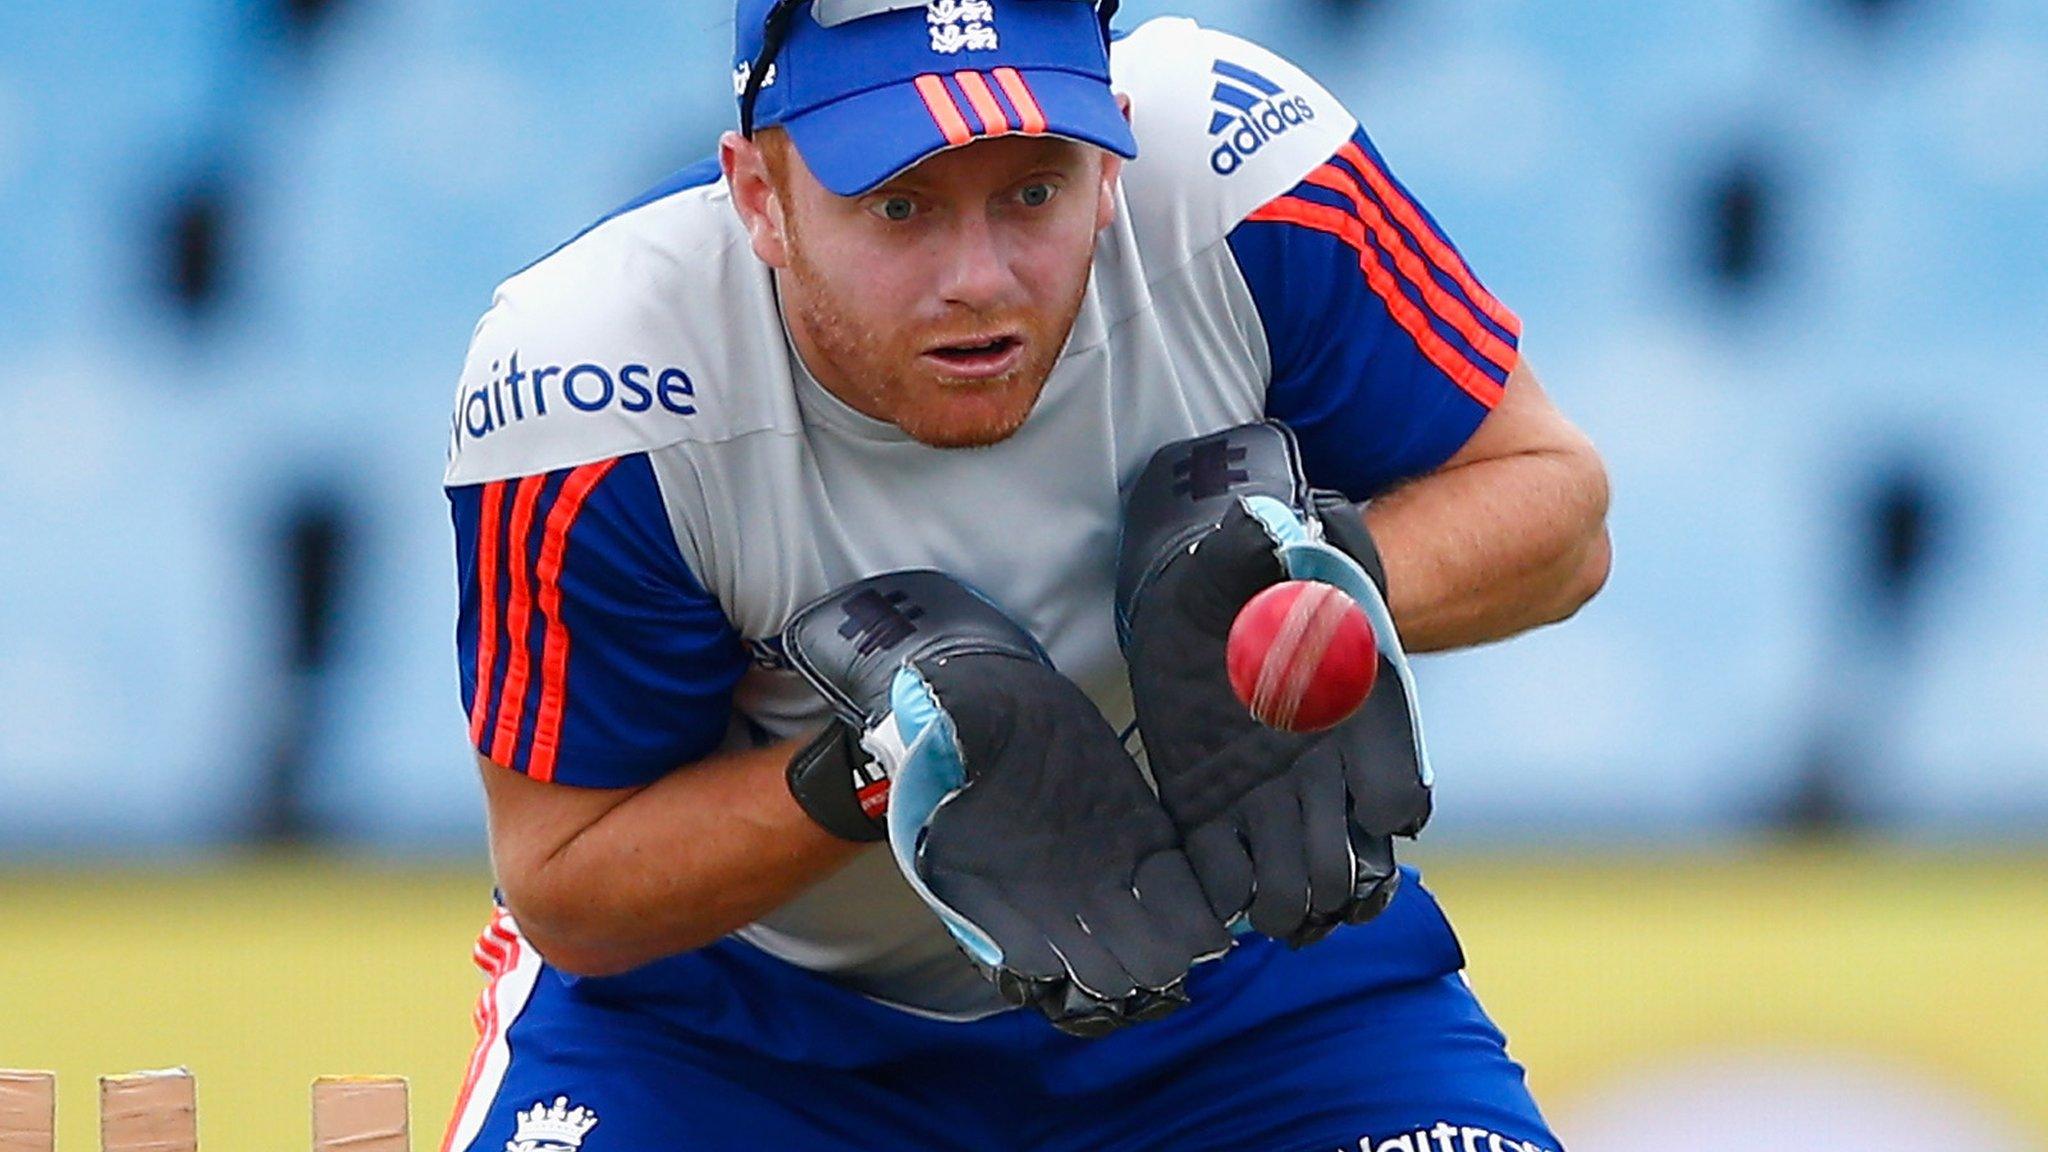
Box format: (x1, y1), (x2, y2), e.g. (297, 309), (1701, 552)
(721, 130), (792, 269)
(1094, 94), (1134, 232)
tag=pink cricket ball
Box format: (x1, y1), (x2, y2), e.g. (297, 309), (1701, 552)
(1226, 580), (1379, 733)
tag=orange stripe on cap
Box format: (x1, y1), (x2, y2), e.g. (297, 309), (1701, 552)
(467, 481), (505, 749)
(955, 71), (1012, 136)
(489, 474), (547, 768)
(1301, 162), (1518, 373)
(992, 68), (1049, 135)
(1247, 195), (1506, 409)
(1339, 140), (1520, 338)
(914, 74), (975, 146)
(526, 458), (619, 784)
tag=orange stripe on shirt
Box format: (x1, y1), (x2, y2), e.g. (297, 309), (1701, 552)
(1301, 162), (1518, 373)
(467, 481), (506, 749)
(1339, 141), (1520, 338)
(489, 474), (548, 767)
(526, 459), (619, 784)
(992, 68), (1048, 135)
(1247, 195), (1506, 409)
(955, 71), (1011, 136)
(441, 911), (520, 1152)
(915, 74), (974, 146)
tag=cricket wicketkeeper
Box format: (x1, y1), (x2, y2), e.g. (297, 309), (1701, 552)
(441, 1), (1611, 1147)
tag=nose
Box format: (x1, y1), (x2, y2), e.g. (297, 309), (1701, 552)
(935, 210), (1018, 311)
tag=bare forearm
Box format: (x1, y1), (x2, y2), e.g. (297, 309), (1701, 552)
(1362, 363), (1612, 653)
(483, 738), (864, 976)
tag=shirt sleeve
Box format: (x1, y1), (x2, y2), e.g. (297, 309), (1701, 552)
(449, 451), (747, 788)
(1230, 126), (1523, 500)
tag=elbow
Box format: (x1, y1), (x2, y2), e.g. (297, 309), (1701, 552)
(497, 886), (642, 978)
(479, 755), (740, 977)
(1558, 527), (1613, 620)
(519, 931), (650, 980)
(1549, 454), (1614, 624)
(497, 878), (718, 979)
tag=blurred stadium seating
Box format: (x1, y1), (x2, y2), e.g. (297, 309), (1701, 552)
(1, 0), (2043, 847)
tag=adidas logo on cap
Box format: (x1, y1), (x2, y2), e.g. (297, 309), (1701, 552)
(1207, 59), (1317, 176)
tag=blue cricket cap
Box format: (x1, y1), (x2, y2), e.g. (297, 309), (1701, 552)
(734, 0), (1138, 196)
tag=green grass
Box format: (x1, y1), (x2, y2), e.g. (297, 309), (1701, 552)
(1418, 845), (2048, 1142)
(0, 857), (493, 1149)
(2, 847), (2043, 1148)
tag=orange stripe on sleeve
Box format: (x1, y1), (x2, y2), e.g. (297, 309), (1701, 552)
(525, 459), (620, 785)
(992, 68), (1049, 135)
(1247, 195), (1506, 409)
(489, 474), (548, 767)
(1339, 141), (1521, 338)
(914, 74), (975, 147)
(955, 71), (1011, 136)
(1301, 163), (1518, 373)
(467, 481), (505, 749)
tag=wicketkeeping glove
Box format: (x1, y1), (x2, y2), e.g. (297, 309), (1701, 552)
(1116, 423), (1435, 948)
(783, 570), (1230, 1036)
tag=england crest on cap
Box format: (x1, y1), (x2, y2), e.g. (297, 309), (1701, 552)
(927, 0), (999, 54)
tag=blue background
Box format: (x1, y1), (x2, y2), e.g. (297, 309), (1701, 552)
(1, 0), (2044, 852)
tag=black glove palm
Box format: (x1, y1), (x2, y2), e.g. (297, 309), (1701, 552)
(1116, 424), (1433, 949)
(1127, 505), (1430, 946)
(915, 654), (1230, 1034)
(783, 571), (1229, 1037)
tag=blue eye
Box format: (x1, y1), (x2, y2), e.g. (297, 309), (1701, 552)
(1019, 183), (1057, 208)
(875, 197), (916, 222)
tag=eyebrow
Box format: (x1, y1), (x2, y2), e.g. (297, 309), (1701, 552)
(870, 155), (1087, 198)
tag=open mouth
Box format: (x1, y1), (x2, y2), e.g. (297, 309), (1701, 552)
(923, 335), (1025, 378)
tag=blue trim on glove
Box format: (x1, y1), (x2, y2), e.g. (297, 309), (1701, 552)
(1240, 495), (1433, 787)
(881, 664), (1005, 970)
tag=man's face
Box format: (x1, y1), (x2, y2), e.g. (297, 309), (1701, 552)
(729, 131), (1122, 449)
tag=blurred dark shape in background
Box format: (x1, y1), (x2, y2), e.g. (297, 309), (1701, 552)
(161, 0), (357, 326)
(1781, 458), (1949, 833)
(1826, 0), (1916, 29)
(280, 0), (347, 40)
(1303, 0), (1398, 36)
(161, 176), (236, 325)
(1701, 154), (1779, 295)
(284, 495), (350, 672)
(162, 0), (361, 843)
(1870, 464), (1940, 623)
(251, 493), (356, 845)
